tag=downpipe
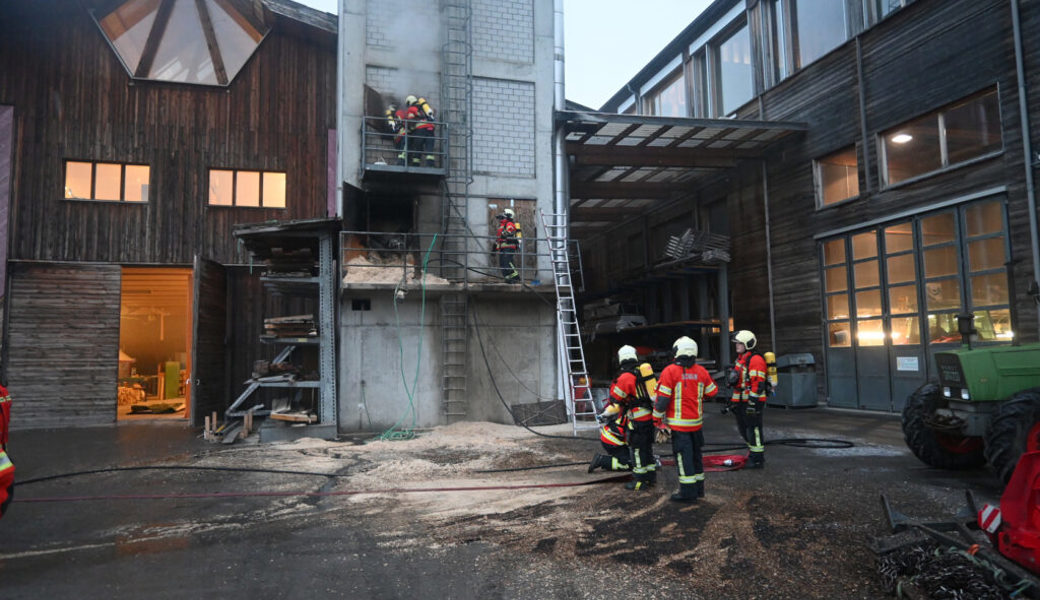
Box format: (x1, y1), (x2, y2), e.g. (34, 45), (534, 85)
(553, 0), (568, 404)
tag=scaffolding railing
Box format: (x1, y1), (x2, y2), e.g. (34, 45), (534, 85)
(360, 116), (449, 172)
(340, 230), (554, 286)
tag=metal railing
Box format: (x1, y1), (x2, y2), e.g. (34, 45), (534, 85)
(360, 116), (449, 171)
(340, 230), (574, 286)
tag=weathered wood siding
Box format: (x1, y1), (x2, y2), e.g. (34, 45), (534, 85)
(7, 263), (121, 428)
(0, 2), (336, 265)
(191, 257), (227, 425)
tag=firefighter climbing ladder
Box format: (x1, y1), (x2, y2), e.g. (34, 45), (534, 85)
(439, 0), (473, 421)
(540, 210), (596, 434)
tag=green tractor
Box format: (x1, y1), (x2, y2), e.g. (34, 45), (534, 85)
(902, 314), (1040, 482)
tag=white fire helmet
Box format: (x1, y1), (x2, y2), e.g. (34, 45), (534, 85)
(617, 345), (638, 364)
(673, 336), (698, 359)
(733, 330), (757, 350)
(503, 208), (515, 219)
(405, 95), (418, 106)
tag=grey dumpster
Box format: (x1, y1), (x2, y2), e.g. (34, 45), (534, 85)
(771, 353), (817, 407)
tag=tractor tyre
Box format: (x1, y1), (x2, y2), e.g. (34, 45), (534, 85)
(902, 382), (985, 469)
(983, 388), (1040, 484)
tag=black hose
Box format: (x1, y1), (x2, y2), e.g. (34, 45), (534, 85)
(16, 465), (346, 487)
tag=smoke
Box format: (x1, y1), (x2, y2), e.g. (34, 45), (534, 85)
(369, 0), (443, 111)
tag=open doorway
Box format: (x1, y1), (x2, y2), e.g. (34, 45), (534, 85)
(118, 267), (193, 421)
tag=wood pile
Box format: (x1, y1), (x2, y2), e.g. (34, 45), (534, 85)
(266, 247), (316, 277)
(263, 314), (316, 337)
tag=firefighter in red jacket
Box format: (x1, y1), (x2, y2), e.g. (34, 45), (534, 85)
(653, 336), (717, 502)
(608, 345), (657, 490)
(587, 402), (632, 473)
(494, 208), (522, 283)
(405, 95), (436, 167)
(727, 330), (767, 468)
(0, 384), (13, 517)
(385, 103), (408, 165)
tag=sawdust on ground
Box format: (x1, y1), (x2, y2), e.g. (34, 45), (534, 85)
(342, 254), (451, 285)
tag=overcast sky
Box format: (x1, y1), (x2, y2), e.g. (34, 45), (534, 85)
(292, 0), (710, 109)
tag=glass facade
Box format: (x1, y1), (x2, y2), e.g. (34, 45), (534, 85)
(821, 199), (1010, 351)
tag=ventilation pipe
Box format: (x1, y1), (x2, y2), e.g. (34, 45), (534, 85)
(1010, 0), (1040, 336)
(553, 0), (568, 403)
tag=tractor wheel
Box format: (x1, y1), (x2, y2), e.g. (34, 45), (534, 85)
(902, 382), (985, 469)
(983, 388), (1040, 484)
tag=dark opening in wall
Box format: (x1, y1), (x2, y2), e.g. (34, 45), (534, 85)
(352, 298), (371, 311)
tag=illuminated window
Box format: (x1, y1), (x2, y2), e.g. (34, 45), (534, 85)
(64, 160), (149, 202)
(96, 0), (267, 86)
(208, 169), (286, 208)
(881, 89), (1001, 186)
(815, 146), (860, 207)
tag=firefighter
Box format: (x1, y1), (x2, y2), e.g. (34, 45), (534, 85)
(608, 345), (657, 490)
(587, 402), (632, 473)
(405, 95), (436, 167)
(653, 336), (717, 502)
(385, 103), (407, 165)
(727, 330), (768, 468)
(494, 208), (522, 283)
(0, 384), (12, 518)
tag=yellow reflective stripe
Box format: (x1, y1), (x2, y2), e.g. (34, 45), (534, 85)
(750, 427), (764, 452)
(671, 382), (683, 419)
(657, 384), (673, 396)
(0, 452), (12, 471)
(0, 395), (9, 404)
(750, 369), (766, 378)
(601, 429), (624, 446)
(679, 471), (704, 484)
(652, 410), (665, 420)
(750, 391), (765, 399)
(705, 382), (717, 395)
(611, 385), (628, 398)
(630, 408), (652, 419)
(667, 417), (703, 427)
(611, 457), (630, 470)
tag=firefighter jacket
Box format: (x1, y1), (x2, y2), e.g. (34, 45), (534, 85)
(653, 362), (717, 432)
(406, 99), (435, 131)
(731, 352), (767, 404)
(387, 107), (407, 142)
(609, 366), (654, 423)
(598, 410), (628, 447)
(495, 219), (521, 251)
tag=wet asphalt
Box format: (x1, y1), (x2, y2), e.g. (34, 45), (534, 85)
(0, 404), (1006, 599)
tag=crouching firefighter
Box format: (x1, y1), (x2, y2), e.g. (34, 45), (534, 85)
(588, 402), (632, 473)
(653, 337), (717, 502)
(608, 345), (658, 490)
(726, 330), (769, 468)
(0, 384), (13, 518)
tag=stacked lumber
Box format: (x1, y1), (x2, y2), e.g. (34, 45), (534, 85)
(267, 247), (315, 276)
(263, 314), (315, 337)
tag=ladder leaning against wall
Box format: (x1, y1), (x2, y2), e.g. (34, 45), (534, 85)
(539, 210), (596, 434)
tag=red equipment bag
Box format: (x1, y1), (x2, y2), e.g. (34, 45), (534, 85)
(0, 384), (12, 518)
(992, 450), (1040, 574)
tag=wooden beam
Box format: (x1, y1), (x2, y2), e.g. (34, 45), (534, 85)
(568, 145), (744, 168)
(134, 0), (175, 79)
(570, 206), (654, 220)
(570, 181), (689, 199)
(195, 0), (229, 85)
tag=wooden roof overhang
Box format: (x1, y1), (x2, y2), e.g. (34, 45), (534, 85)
(559, 110), (808, 236)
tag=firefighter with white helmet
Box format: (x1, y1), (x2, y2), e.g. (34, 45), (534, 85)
(601, 345), (658, 490)
(494, 207), (522, 283)
(653, 336), (717, 502)
(727, 329), (768, 468)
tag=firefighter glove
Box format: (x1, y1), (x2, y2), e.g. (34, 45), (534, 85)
(726, 369), (739, 387)
(654, 428), (671, 445)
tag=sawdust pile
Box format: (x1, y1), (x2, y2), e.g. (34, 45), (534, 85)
(342, 254), (451, 285)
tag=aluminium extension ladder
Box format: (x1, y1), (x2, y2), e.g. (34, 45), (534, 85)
(539, 210), (597, 434)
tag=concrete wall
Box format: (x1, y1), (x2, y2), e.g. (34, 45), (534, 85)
(338, 290), (556, 431)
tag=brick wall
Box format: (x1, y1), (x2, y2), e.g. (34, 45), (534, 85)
(472, 0), (534, 63)
(472, 77), (535, 177)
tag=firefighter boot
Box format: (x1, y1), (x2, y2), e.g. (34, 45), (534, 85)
(670, 484), (697, 503)
(587, 454), (611, 473)
(695, 480), (705, 498)
(624, 474), (651, 490)
(748, 452), (765, 469)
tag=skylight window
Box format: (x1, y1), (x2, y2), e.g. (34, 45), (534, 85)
(96, 0), (267, 86)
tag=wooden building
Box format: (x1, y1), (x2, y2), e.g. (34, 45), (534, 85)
(0, 0), (337, 428)
(582, 0), (1040, 412)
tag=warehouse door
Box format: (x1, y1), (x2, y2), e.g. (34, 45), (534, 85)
(190, 256), (227, 426)
(117, 268), (192, 420)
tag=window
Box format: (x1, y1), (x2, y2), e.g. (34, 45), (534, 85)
(96, 0), (267, 86)
(64, 160), (149, 202)
(882, 89), (1002, 186)
(208, 169), (286, 208)
(822, 238), (850, 347)
(763, 0), (789, 85)
(714, 22), (753, 116)
(815, 146), (860, 206)
(691, 50), (710, 117)
(645, 71), (686, 117)
(792, 0), (847, 68)
(865, 0), (910, 26)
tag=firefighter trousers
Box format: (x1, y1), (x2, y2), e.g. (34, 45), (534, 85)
(671, 429), (705, 499)
(734, 403), (765, 467)
(628, 419), (656, 485)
